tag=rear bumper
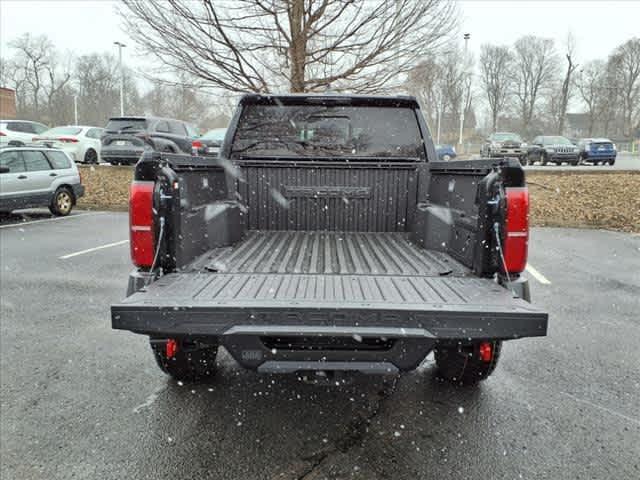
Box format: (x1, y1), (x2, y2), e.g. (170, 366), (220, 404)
(583, 152), (616, 161)
(101, 146), (144, 163)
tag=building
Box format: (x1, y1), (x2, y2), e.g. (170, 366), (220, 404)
(0, 87), (17, 119)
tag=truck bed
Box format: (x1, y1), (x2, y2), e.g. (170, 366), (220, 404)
(187, 231), (469, 276)
(112, 231), (547, 344)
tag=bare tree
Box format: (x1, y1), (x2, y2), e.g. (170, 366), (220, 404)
(406, 58), (442, 130)
(574, 60), (606, 136)
(405, 48), (469, 142)
(608, 38), (640, 137)
(9, 33), (52, 115)
(44, 51), (74, 125)
(119, 0), (457, 94)
(479, 44), (513, 132)
(513, 35), (558, 134)
(557, 33), (578, 134)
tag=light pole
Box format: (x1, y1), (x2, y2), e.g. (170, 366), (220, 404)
(458, 33), (471, 148)
(114, 41), (126, 116)
(73, 95), (78, 124)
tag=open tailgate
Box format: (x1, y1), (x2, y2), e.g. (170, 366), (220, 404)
(112, 272), (547, 340)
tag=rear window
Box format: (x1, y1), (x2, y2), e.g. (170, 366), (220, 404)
(105, 119), (147, 132)
(230, 105), (424, 159)
(42, 127), (82, 136)
(47, 150), (72, 169)
(202, 128), (226, 141)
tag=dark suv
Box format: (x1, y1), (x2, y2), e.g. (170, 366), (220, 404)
(527, 136), (580, 166)
(101, 116), (198, 165)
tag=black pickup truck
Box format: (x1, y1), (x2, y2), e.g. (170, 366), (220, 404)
(111, 94), (547, 385)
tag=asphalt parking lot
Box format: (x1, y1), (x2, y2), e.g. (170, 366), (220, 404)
(1, 211), (639, 479)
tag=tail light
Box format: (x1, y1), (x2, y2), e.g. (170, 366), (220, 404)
(58, 137), (78, 143)
(129, 181), (155, 267)
(0, 131), (6, 136)
(503, 187), (529, 274)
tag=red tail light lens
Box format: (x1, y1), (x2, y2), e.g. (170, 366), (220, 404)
(58, 137), (79, 143)
(0, 132), (6, 136)
(504, 187), (529, 274)
(129, 181), (155, 267)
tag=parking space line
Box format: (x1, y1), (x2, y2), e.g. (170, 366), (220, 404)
(59, 240), (129, 259)
(525, 263), (552, 285)
(0, 212), (102, 229)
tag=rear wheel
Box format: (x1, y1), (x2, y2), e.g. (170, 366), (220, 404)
(150, 338), (218, 382)
(49, 187), (74, 216)
(434, 340), (502, 385)
(608, 159), (615, 166)
(84, 148), (98, 164)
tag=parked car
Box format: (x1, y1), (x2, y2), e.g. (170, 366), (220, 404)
(33, 125), (104, 164)
(576, 138), (617, 165)
(527, 136), (580, 166)
(112, 93), (547, 386)
(0, 120), (48, 146)
(101, 116), (198, 165)
(0, 146), (84, 216)
(192, 127), (227, 157)
(435, 144), (457, 161)
(480, 132), (528, 164)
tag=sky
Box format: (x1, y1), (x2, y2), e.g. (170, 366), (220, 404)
(1, 0), (639, 65)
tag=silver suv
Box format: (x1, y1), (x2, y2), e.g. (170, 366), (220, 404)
(0, 146), (84, 216)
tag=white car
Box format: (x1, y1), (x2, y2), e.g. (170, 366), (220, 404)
(33, 125), (105, 164)
(0, 120), (48, 145)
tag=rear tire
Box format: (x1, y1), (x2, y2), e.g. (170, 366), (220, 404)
(84, 148), (98, 164)
(608, 159), (615, 166)
(49, 187), (74, 216)
(434, 340), (502, 385)
(150, 338), (218, 382)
